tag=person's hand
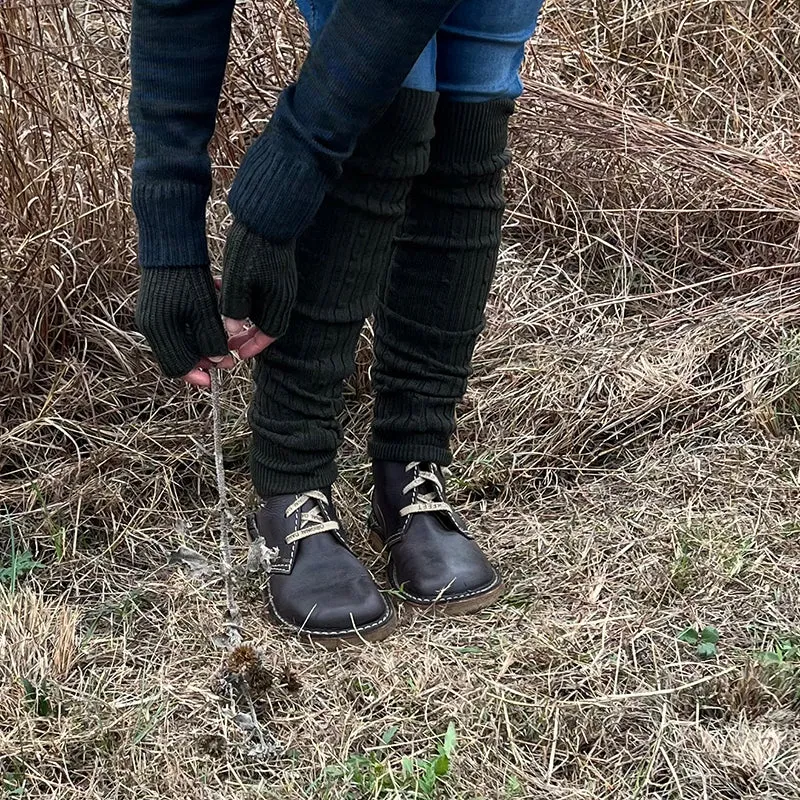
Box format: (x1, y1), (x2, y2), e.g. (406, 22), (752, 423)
(220, 220), (297, 346)
(135, 265), (234, 389)
(200, 276), (277, 363)
(223, 316), (276, 361)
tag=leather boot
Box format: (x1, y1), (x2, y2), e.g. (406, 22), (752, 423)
(369, 461), (503, 613)
(251, 489), (395, 647)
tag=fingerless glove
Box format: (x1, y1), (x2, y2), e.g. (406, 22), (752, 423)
(220, 221), (297, 339)
(135, 266), (228, 377)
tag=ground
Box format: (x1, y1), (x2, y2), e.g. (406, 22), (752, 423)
(2, 1), (800, 798)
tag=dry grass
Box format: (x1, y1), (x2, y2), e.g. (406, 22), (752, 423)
(2, 0), (800, 797)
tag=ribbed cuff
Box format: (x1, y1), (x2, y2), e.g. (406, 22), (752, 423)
(132, 180), (210, 267)
(249, 435), (339, 496)
(221, 225), (297, 339)
(369, 435), (453, 468)
(227, 91), (331, 242)
(431, 97), (515, 168)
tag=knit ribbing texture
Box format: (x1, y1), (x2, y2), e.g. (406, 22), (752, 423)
(220, 223), (297, 339)
(370, 97), (515, 466)
(135, 265), (229, 378)
(249, 89), (438, 496)
(227, 0), (459, 243)
(129, 0), (460, 267)
(129, 0), (234, 267)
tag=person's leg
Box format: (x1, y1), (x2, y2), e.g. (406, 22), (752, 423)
(247, 0), (438, 644)
(372, 0), (542, 463)
(369, 0), (543, 611)
(251, 0), (438, 496)
(250, 89), (437, 495)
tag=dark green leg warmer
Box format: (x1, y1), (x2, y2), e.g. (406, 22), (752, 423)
(370, 97), (515, 465)
(249, 89), (438, 495)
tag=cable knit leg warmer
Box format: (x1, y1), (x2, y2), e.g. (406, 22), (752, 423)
(249, 89), (438, 495)
(370, 97), (514, 465)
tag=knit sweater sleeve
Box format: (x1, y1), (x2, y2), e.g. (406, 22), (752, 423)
(129, 0), (235, 267)
(227, 0), (461, 241)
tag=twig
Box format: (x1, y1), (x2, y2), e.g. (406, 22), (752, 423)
(491, 666), (738, 709)
(210, 368), (242, 648)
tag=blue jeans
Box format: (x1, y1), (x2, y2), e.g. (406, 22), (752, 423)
(296, 0), (543, 102)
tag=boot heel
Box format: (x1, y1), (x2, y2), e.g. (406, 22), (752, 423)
(369, 529), (387, 554)
(367, 510), (387, 554)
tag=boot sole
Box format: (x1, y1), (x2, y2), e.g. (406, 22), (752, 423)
(265, 592), (397, 650)
(369, 530), (505, 616)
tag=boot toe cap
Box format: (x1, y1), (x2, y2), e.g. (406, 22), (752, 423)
(391, 533), (500, 602)
(269, 563), (391, 635)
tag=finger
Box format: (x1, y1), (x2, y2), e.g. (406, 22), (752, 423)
(183, 368), (211, 389)
(197, 356), (234, 371)
(208, 354), (236, 369)
(237, 329), (275, 360)
(227, 326), (258, 352)
(224, 317), (248, 337)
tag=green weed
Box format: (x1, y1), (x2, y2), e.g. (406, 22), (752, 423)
(20, 677), (56, 717)
(320, 722), (457, 799)
(754, 634), (800, 706)
(669, 549), (693, 593)
(0, 530), (45, 592)
(2, 761), (26, 798)
(670, 522), (751, 592)
(504, 774), (524, 798)
(756, 635), (800, 667)
(132, 702), (169, 745)
(678, 626), (720, 660)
